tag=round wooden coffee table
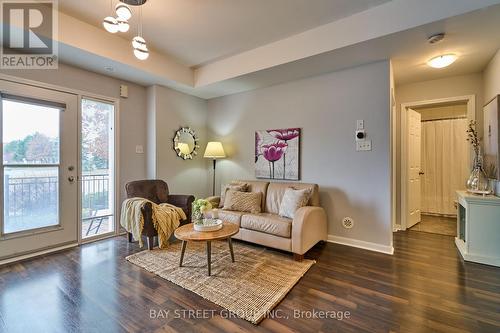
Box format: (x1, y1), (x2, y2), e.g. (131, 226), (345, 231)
(174, 221), (239, 276)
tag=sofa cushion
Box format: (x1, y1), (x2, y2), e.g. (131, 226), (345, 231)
(237, 180), (269, 211)
(241, 213), (292, 238)
(279, 187), (312, 218)
(223, 190), (262, 214)
(219, 183), (248, 208)
(265, 182), (319, 214)
(218, 210), (245, 227)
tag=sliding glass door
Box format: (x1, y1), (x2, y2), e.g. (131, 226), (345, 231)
(80, 98), (115, 240)
(0, 80), (78, 260)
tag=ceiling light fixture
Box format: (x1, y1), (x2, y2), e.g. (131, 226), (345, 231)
(117, 18), (130, 32)
(427, 54), (457, 68)
(103, 16), (119, 33)
(103, 0), (149, 60)
(115, 3), (132, 20)
(120, 0), (147, 5)
(133, 6), (149, 60)
(103, 0), (119, 33)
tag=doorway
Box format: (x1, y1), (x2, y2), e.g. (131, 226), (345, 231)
(0, 78), (118, 262)
(401, 96), (474, 236)
(0, 80), (78, 260)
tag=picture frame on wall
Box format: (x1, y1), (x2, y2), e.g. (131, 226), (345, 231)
(255, 128), (300, 180)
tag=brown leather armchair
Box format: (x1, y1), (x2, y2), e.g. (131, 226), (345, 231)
(125, 179), (194, 249)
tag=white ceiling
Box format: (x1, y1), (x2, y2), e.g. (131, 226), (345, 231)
(59, 0), (390, 67)
(392, 6), (500, 85)
(33, 0), (500, 99)
(185, 4), (500, 98)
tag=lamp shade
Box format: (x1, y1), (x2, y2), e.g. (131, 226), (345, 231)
(204, 142), (226, 159)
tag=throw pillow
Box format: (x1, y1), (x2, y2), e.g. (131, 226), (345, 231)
(223, 190), (262, 214)
(279, 188), (312, 219)
(219, 183), (248, 208)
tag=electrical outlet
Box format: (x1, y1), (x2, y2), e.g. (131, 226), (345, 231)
(356, 140), (372, 151)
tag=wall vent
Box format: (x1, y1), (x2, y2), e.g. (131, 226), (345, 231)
(342, 217), (354, 229)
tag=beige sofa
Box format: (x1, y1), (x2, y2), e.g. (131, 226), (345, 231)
(207, 180), (327, 260)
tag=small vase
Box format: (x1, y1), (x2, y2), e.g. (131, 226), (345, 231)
(192, 209), (203, 222)
(466, 148), (490, 193)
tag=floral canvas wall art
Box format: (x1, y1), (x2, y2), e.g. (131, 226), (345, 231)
(255, 128), (300, 180)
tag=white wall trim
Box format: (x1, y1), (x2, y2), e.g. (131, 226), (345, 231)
(327, 235), (394, 255)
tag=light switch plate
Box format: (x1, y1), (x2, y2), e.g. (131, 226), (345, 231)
(135, 145), (144, 154)
(356, 140), (372, 151)
(356, 119), (364, 130)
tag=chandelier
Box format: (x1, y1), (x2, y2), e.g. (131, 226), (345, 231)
(103, 0), (149, 60)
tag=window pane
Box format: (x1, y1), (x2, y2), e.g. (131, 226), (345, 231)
(81, 99), (114, 238)
(2, 100), (60, 164)
(3, 167), (59, 233)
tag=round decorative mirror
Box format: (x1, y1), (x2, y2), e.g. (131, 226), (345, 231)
(173, 127), (199, 160)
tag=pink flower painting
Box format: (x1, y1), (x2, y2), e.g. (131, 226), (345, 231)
(255, 128), (300, 180)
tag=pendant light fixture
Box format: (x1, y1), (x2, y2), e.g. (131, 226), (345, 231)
(115, 3), (132, 20)
(103, 0), (149, 60)
(133, 6), (149, 60)
(117, 18), (130, 32)
(103, 0), (118, 33)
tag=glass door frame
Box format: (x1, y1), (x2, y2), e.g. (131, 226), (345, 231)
(77, 95), (120, 244)
(0, 95), (65, 239)
(0, 78), (79, 261)
(0, 74), (122, 263)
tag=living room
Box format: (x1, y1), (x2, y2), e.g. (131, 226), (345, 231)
(1, 1), (500, 332)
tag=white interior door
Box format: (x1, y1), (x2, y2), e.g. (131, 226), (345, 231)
(0, 80), (78, 260)
(407, 108), (422, 228)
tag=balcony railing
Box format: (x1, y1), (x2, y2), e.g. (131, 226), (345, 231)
(3, 171), (110, 234)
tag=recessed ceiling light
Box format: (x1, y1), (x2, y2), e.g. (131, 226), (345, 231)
(427, 54), (457, 68)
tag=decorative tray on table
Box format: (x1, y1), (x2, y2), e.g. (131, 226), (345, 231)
(193, 219), (223, 232)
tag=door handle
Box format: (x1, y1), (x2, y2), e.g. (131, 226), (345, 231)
(419, 171), (425, 175)
(68, 176), (75, 182)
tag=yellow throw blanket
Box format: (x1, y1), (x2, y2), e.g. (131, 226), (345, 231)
(120, 198), (187, 249)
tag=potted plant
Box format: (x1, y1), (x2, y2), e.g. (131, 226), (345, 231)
(192, 198), (212, 222)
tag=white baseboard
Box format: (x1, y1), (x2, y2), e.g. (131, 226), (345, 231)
(0, 243), (78, 266)
(327, 235), (394, 255)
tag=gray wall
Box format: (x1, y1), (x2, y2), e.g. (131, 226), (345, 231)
(206, 61), (393, 248)
(1, 63), (148, 203)
(148, 85), (210, 199)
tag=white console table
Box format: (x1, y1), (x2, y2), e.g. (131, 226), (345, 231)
(455, 191), (500, 267)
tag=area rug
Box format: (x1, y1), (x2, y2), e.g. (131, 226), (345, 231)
(126, 240), (314, 324)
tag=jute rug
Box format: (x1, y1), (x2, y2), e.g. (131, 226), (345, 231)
(126, 240), (314, 324)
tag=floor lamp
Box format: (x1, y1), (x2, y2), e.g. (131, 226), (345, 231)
(204, 142), (226, 195)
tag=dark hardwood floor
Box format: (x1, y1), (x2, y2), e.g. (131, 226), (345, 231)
(1, 231), (500, 333)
